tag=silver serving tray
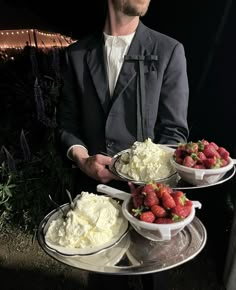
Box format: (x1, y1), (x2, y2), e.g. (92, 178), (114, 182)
(110, 147), (236, 190)
(37, 217), (207, 275)
(173, 165), (236, 190)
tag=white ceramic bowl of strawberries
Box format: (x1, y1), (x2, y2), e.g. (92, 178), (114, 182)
(170, 140), (234, 186)
(121, 183), (201, 241)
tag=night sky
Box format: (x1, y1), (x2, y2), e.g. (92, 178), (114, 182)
(0, 0), (230, 43)
(0, 0), (212, 39)
(0, 0), (232, 52)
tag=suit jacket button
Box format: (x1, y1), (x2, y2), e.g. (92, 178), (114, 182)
(107, 142), (114, 148)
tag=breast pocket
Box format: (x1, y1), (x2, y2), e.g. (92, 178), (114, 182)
(144, 62), (157, 74)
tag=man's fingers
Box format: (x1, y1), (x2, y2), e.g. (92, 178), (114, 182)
(96, 154), (113, 166)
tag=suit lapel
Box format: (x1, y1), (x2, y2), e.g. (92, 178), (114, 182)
(86, 35), (110, 114)
(112, 22), (154, 103)
(86, 23), (157, 112)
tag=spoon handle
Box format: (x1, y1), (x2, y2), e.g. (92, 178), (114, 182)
(66, 189), (74, 209)
(48, 194), (67, 219)
(96, 184), (130, 201)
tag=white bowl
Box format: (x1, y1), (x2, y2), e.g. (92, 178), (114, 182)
(111, 144), (177, 186)
(43, 203), (129, 256)
(96, 184), (202, 242)
(170, 157), (234, 186)
(122, 198), (201, 241)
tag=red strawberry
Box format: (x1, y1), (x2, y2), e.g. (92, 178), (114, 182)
(143, 191), (159, 207)
(193, 164), (206, 169)
(155, 182), (164, 189)
(171, 191), (186, 206)
(185, 199), (193, 207)
(174, 148), (184, 158)
(175, 156), (184, 165)
(132, 195), (144, 208)
(197, 152), (207, 164)
(174, 148), (187, 163)
(151, 204), (167, 218)
(155, 217), (173, 224)
(203, 144), (220, 158)
(197, 139), (209, 151)
(221, 158), (229, 167)
(185, 142), (198, 154)
(156, 185), (173, 199)
(217, 147), (230, 160)
(204, 157), (221, 169)
(139, 211), (155, 223)
(142, 183), (156, 194)
(130, 185), (144, 208)
(129, 183), (143, 197)
(171, 205), (192, 218)
(178, 143), (187, 150)
(183, 155), (195, 167)
(203, 158), (216, 169)
(162, 192), (176, 209)
(131, 206), (144, 217)
(201, 139), (210, 145)
(210, 142), (219, 150)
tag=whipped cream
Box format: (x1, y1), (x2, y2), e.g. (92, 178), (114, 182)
(45, 192), (125, 249)
(116, 138), (175, 182)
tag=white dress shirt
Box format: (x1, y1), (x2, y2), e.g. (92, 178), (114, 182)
(67, 32), (135, 158)
(103, 32), (135, 96)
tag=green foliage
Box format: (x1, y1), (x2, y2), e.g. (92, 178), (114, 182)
(0, 131), (74, 233)
(0, 48), (74, 233)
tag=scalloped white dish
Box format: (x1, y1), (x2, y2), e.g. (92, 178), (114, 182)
(42, 203), (129, 257)
(110, 145), (177, 187)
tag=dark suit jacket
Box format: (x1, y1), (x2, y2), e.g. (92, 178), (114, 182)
(57, 21), (189, 157)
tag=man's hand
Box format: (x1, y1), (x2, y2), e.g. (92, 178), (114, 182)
(69, 146), (118, 183)
(80, 154), (118, 183)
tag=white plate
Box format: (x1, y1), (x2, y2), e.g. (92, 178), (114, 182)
(42, 203), (129, 256)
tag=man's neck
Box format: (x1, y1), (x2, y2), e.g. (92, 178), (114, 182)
(103, 6), (139, 36)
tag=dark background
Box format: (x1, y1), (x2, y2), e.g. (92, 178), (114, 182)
(0, 2), (235, 288)
(1, 0), (236, 156)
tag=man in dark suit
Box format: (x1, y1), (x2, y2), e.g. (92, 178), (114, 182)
(57, 0), (189, 191)
(56, 1), (189, 288)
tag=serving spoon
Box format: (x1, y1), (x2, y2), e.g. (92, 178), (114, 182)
(48, 189), (78, 220)
(65, 189), (75, 210)
(48, 194), (67, 219)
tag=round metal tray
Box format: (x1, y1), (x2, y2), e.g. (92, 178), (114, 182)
(173, 165), (235, 190)
(110, 148), (236, 190)
(37, 216), (207, 275)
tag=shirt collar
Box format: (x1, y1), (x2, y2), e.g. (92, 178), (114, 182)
(103, 32), (135, 47)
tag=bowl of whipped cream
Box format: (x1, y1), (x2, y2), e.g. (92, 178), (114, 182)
(111, 138), (177, 186)
(42, 192), (129, 256)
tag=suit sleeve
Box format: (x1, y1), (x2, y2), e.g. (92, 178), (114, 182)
(56, 50), (88, 158)
(154, 42), (189, 144)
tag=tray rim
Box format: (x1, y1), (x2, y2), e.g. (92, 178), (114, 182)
(110, 147), (236, 190)
(37, 216), (207, 275)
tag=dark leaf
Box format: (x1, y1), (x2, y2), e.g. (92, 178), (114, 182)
(20, 129), (31, 161)
(1, 146), (16, 173)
